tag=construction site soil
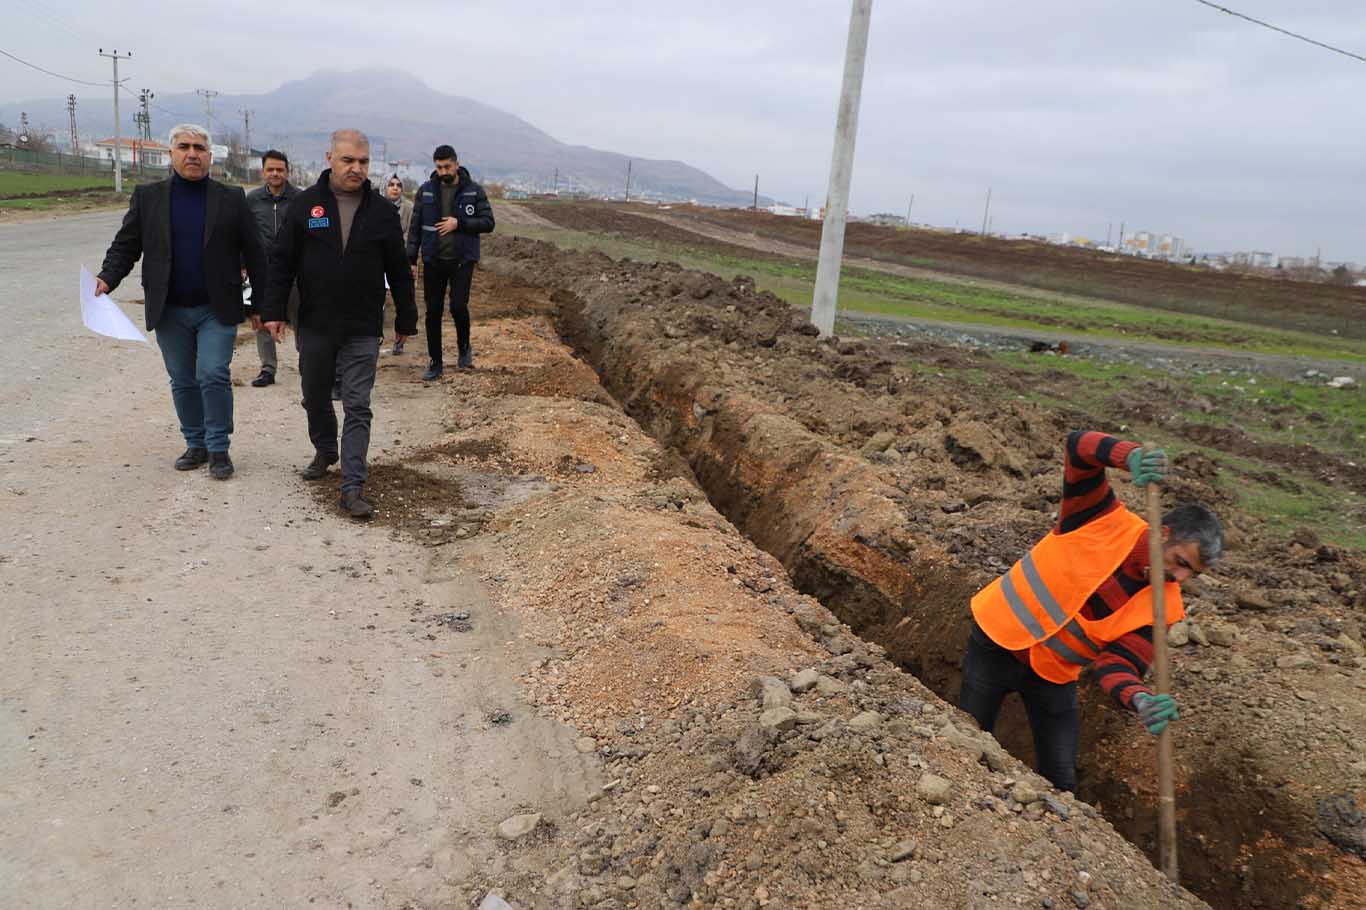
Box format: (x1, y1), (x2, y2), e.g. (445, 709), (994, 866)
(567, 203), (1363, 341)
(422, 234), (1366, 910)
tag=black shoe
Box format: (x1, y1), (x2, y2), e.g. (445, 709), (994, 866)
(392, 338), (405, 355)
(457, 347), (474, 370)
(250, 370), (275, 388)
(422, 363), (443, 381)
(174, 447), (209, 471)
(340, 488), (374, 519)
(209, 452), (234, 480)
(301, 451), (339, 481)
(331, 383), (342, 401)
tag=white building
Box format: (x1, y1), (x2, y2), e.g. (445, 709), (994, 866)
(90, 137), (170, 168)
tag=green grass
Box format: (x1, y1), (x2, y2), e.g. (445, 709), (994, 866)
(0, 171), (122, 197)
(501, 221), (1366, 363)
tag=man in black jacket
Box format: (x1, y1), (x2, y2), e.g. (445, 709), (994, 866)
(406, 145), (495, 379)
(95, 123), (267, 480)
(244, 149), (301, 388)
(261, 129), (417, 519)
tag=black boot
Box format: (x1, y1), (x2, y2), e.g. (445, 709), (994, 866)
(174, 447), (209, 471)
(340, 488), (374, 519)
(422, 361), (443, 381)
(208, 451), (234, 480)
(457, 346), (474, 370)
(300, 451), (339, 481)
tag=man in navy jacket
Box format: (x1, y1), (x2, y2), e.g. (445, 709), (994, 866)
(405, 145), (494, 379)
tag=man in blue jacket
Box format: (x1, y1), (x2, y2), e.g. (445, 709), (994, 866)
(406, 145), (495, 379)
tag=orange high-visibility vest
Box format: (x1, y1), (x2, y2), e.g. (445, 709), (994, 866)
(970, 505), (1184, 684)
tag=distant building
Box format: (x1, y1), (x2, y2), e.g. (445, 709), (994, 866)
(768, 204), (804, 217)
(863, 213), (907, 227)
(89, 137), (170, 167)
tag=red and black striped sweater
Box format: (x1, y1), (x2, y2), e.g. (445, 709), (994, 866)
(1046, 430), (1159, 710)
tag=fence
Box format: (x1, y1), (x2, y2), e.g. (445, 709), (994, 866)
(1, 145), (157, 179)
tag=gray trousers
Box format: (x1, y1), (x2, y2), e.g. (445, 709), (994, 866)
(254, 286), (301, 375)
(299, 329), (382, 494)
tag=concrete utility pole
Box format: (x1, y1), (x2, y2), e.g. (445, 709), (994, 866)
(811, 0), (874, 336)
(624, 160), (632, 203)
(905, 194), (914, 226)
(981, 187), (992, 236)
(752, 174), (759, 210)
(136, 90), (153, 141)
(196, 88), (219, 137)
(553, 167), (559, 193)
(1118, 221), (1126, 251)
(239, 109), (253, 181)
(1106, 222), (1113, 247)
(99, 48), (131, 192)
(66, 95), (78, 153)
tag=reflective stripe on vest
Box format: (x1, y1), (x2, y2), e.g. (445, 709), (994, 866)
(971, 504), (1186, 683)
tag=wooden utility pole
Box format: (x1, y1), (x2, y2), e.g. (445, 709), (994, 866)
(811, 0), (874, 336)
(99, 49), (131, 191)
(1144, 448), (1179, 883)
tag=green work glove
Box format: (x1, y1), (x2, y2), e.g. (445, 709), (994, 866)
(1126, 447), (1168, 487)
(1131, 692), (1179, 735)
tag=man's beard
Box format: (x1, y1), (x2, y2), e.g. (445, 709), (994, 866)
(439, 174), (456, 184)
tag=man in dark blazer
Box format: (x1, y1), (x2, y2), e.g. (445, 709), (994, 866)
(95, 124), (267, 479)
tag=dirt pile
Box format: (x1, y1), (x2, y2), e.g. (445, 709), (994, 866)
(482, 235), (1366, 910)
(371, 267), (1207, 908)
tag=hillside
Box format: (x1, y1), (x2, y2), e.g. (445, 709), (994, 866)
(0, 67), (760, 205)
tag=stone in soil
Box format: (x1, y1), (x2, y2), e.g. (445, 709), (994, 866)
(759, 706), (798, 732)
(917, 773), (952, 805)
(497, 812), (542, 840)
(790, 667), (820, 693)
(1276, 654), (1319, 670)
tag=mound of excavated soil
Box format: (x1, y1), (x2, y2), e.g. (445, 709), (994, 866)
(363, 267), (1209, 909)
(482, 235), (1366, 910)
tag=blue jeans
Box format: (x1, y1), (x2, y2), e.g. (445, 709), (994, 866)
(154, 305), (237, 452)
(959, 622), (1080, 792)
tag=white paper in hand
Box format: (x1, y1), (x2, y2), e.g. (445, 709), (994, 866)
(80, 265), (149, 344)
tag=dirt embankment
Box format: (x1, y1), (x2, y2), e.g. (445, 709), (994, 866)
(482, 235), (1366, 910)
(372, 266), (1209, 909)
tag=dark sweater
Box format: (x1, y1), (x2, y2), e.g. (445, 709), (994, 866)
(167, 172), (209, 307)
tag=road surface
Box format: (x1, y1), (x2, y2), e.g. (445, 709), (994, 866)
(0, 211), (595, 909)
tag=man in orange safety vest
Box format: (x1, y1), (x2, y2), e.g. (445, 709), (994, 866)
(959, 430), (1224, 792)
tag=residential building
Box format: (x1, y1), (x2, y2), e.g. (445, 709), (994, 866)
(89, 137), (170, 168)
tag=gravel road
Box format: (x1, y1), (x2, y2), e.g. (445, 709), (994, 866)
(0, 211), (596, 909)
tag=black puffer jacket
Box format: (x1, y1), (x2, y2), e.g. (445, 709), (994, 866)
(262, 170), (416, 338)
(406, 166), (495, 264)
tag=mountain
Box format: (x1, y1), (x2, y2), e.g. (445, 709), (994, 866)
(0, 68), (762, 205)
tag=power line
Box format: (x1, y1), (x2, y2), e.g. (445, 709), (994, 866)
(1192, 0), (1366, 64)
(0, 48), (104, 86)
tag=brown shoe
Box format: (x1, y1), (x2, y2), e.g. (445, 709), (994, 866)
(340, 488), (373, 519)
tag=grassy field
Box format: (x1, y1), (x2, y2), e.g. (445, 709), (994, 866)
(0, 171), (122, 197)
(919, 351), (1366, 549)
(501, 210), (1366, 549)
(502, 218), (1366, 364)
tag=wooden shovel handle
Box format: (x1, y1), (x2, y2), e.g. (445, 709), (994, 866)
(1144, 443), (1179, 883)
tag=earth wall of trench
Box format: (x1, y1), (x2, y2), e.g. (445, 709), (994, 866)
(483, 235), (1366, 910)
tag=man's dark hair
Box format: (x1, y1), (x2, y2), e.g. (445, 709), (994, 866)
(261, 149), (288, 167)
(433, 144), (457, 162)
(1163, 503), (1224, 564)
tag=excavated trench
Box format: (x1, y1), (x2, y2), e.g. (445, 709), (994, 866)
(476, 245), (1342, 910)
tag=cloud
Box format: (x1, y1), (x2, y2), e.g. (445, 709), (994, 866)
(4, 0), (1364, 258)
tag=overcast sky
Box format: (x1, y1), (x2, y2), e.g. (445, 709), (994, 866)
(5, 0), (1365, 260)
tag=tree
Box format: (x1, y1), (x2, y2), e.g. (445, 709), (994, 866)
(1331, 264), (1354, 286)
